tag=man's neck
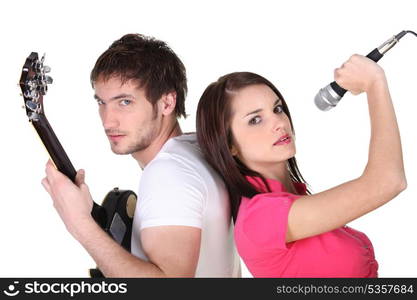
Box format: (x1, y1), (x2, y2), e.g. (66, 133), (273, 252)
(132, 121), (182, 169)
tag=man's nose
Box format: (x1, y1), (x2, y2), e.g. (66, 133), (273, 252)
(101, 107), (119, 129)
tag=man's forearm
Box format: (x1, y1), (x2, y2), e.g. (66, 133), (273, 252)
(75, 219), (166, 277)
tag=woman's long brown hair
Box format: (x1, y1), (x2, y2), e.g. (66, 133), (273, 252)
(196, 72), (310, 222)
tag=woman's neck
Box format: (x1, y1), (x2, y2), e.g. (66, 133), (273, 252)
(254, 162), (296, 193)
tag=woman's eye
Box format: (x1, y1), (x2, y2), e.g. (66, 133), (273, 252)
(274, 105), (283, 114)
(120, 99), (131, 106)
(249, 116), (261, 125)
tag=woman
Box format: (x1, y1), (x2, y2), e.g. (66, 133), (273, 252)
(196, 55), (406, 277)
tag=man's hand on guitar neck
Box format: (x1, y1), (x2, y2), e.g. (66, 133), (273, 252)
(40, 159), (201, 277)
(41, 159), (94, 240)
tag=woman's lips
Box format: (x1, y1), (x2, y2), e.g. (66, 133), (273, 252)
(273, 135), (291, 146)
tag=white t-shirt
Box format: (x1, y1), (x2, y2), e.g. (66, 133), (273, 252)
(131, 134), (241, 277)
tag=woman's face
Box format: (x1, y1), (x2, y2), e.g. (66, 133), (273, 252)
(229, 84), (296, 175)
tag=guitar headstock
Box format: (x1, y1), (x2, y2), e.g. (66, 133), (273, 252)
(19, 52), (53, 121)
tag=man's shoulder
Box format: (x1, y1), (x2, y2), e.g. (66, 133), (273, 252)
(140, 133), (222, 191)
(149, 133), (206, 170)
(160, 133), (201, 157)
(141, 134), (202, 179)
(138, 134), (209, 201)
(137, 133), (228, 210)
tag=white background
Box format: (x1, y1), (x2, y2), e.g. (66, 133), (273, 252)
(1, 0), (416, 277)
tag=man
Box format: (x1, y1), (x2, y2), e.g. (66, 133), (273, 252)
(41, 34), (240, 277)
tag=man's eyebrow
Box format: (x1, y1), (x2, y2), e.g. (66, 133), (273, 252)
(243, 98), (282, 117)
(93, 93), (135, 102)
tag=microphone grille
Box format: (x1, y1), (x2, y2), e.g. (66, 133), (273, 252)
(314, 84), (342, 111)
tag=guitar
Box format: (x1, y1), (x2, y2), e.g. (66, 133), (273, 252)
(19, 52), (137, 278)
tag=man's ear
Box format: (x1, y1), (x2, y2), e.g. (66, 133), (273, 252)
(160, 91), (177, 116)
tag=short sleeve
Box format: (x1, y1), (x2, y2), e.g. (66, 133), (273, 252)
(136, 153), (207, 230)
(236, 192), (298, 255)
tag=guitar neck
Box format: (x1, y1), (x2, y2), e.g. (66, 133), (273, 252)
(32, 114), (77, 182)
(20, 51), (105, 227)
(32, 115), (106, 225)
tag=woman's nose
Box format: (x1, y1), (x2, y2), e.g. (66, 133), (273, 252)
(272, 114), (284, 132)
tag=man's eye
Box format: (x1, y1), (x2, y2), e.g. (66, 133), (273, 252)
(120, 99), (131, 106)
(249, 116), (261, 125)
(96, 100), (104, 105)
(274, 105), (283, 114)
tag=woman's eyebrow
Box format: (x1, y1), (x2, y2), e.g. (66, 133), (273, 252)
(244, 108), (263, 117)
(243, 99), (282, 117)
(273, 99), (282, 106)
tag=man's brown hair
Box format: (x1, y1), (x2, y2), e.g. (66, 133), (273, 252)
(91, 33), (187, 118)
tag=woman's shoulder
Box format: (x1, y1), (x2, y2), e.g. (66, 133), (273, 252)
(245, 176), (307, 195)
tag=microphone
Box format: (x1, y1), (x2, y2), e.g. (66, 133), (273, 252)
(315, 30), (412, 111)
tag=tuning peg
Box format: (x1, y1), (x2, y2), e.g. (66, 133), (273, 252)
(26, 100), (39, 112)
(45, 75), (53, 84)
(24, 90), (32, 99)
(43, 65), (51, 73)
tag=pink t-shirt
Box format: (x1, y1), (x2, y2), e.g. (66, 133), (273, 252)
(234, 176), (378, 278)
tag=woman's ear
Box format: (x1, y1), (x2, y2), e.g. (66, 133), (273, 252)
(230, 144), (239, 157)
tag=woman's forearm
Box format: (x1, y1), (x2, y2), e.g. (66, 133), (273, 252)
(362, 77), (407, 190)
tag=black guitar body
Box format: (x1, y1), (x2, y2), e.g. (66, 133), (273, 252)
(19, 52), (137, 278)
(89, 187), (137, 278)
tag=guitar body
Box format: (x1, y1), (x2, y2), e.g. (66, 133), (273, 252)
(19, 52), (137, 278)
(89, 187), (137, 278)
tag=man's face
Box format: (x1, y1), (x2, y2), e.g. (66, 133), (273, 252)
(93, 77), (160, 155)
